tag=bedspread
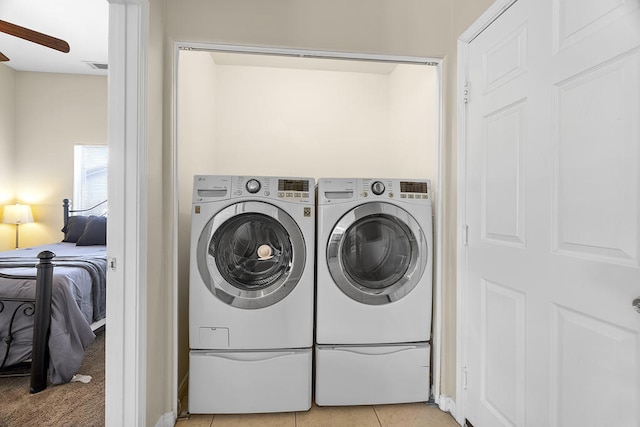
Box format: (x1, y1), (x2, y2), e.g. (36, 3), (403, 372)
(0, 244), (107, 384)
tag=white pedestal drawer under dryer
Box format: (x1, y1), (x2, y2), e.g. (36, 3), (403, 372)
(188, 175), (315, 414)
(314, 177), (433, 406)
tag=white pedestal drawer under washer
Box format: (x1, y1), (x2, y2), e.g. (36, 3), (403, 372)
(188, 175), (315, 414)
(314, 177), (433, 406)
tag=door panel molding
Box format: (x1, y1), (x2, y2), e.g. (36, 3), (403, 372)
(480, 278), (525, 427)
(551, 50), (640, 266)
(481, 98), (528, 248)
(549, 304), (639, 427)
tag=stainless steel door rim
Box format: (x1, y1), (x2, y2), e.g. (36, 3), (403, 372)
(326, 202), (427, 305)
(197, 201), (306, 309)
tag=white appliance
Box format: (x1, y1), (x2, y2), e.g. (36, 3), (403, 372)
(315, 177), (433, 406)
(188, 175), (315, 414)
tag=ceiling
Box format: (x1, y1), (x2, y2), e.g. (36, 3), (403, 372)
(0, 0), (108, 76)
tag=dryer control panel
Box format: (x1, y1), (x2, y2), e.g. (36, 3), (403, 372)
(318, 178), (430, 205)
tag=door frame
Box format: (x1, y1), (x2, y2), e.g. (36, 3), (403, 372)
(455, 0), (518, 424)
(107, 0), (148, 425)
(171, 42), (447, 405)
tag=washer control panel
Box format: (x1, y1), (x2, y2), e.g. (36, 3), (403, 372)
(193, 175), (314, 204)
(237, 176), (312, 203)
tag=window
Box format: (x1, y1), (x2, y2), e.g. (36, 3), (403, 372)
(74, 145), (108, 215)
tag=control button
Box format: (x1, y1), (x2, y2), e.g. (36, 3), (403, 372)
(371, 181), (385, 195)
(264, 191), (270, 196)
(408, 194), (414, 199)
(302, 193), (309, 198)
(278, 192), (285, 198)
(294, 193), (301, 198)
(388, 192), (394, 198)
(246, 179), (261, 194)
(362, 192), (368, 197)
(400, 194), (407, 199)
(286, 192), (294, 198)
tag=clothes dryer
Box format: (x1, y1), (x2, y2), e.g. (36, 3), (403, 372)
(189, 175), (315, 414)
(315, 177), (433, 406)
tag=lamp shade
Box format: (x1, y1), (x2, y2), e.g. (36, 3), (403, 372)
(2, 204), (34, 225)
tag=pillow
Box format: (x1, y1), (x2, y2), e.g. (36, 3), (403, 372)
(76, 216), (107, 246)
(62, 215), (90, 243)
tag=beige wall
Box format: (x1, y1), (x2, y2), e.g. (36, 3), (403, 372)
(14, 72), (107, 248)
(165, 0), (451, 58)
(0, 70), (107, 251)
(153, 0), (495, 422)
(389, 64), (439, 183)
(212, 63), (389, 176)
(146, 0), (168, 421)
(176, 50), (219, 403)
(0, 64), (17, 251)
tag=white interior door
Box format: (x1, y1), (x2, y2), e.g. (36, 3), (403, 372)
(462, 0), (640, 426)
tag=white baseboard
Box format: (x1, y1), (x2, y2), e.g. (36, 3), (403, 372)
(154, 412), (175, 427)
(437, 395), (458, 420)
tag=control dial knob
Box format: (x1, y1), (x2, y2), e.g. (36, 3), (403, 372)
(371, 181), (385, 195)
(246, 179), (261, 194)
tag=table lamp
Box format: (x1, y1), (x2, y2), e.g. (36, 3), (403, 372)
(2, 203), (34, 249)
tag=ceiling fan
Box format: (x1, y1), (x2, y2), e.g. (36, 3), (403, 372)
(0, 19), (70, 62)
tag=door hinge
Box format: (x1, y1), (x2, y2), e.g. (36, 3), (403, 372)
(463, 81), (470, 104)
(463, 224), (469, 246)
(463, 366), (469, 390)
(108, 257), (117, 271)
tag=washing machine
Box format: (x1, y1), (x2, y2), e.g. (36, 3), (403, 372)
(315, 177), (433, 406)
(188, 175), (315, 414)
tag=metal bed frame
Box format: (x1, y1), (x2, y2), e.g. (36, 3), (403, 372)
(0, 199), (106, 393)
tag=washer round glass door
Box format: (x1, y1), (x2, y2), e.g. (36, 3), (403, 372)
(197, 201), (306, 309)
(327, 202), (427, 305)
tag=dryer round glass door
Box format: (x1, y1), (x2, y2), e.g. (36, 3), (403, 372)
(326, 202), (427, 305)
(197, 201), (306, 309)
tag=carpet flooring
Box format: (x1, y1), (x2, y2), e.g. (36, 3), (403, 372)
(0, 328), (105, 426)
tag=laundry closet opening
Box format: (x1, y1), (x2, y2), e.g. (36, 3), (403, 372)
(174, 46), (442, 400)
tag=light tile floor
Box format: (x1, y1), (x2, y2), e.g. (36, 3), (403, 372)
(176, 402), (459, 427)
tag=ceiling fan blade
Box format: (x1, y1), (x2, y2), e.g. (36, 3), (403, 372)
(0, 51), (8, 62)
(0, 20), (70, 53)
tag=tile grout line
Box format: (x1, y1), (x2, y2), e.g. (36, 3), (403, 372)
(372, 406), (383, 427)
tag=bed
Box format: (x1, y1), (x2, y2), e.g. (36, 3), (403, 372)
(0, 199), (107, 391)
